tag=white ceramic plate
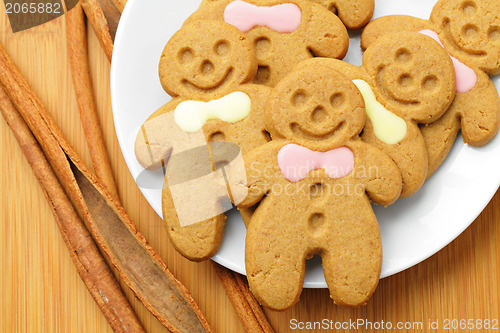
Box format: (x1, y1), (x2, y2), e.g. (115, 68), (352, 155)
(111, 0), (500, 288)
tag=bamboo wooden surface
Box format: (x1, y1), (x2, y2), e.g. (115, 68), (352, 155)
(0, 6), (498, 333)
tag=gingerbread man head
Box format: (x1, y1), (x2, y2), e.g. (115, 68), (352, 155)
(159, 20), (257, 99)
(266, 63), (366, 151)
(361, 32), (457, 123)
(430, 0), (500, 75)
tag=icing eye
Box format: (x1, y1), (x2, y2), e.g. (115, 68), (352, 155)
(488, 26), (500, 41)
(291, 89), (309, 106)
(462, 24), (479, 39)
(330, 92), (345, 108)
(178, 48), (194, 65)
(397, 74), (414, 88)
(461, 1), (477, 16)
(311, 106), (328, 123)
(214, 40), (230, 57)
(395, 48), (412, 64)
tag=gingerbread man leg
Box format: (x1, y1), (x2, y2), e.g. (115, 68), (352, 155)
(163, 182), (226, 261)
(459, 72), (500, 147)
(320, 195), (382, 307)
(245, 196), (309, 310)
(161, 144), (232, 261)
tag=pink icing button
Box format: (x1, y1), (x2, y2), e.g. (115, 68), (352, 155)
(224, 0), (302, 33)
(419, 29), (477, 93)
(277, 144), (354, 182)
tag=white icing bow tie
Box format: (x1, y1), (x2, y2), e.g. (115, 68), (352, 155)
(174, 91), (251, 133)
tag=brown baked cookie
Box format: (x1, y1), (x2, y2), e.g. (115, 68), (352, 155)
(310, 0), (374, 29)
(361, 0), (500, 176)
(294, 32), (456, 198)
(237, 66), (402, 310)
(135, 20), (271, 261)
(184, 0), (349, 86)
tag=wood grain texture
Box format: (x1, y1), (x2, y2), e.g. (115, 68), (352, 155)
(0, 6), (498, 333)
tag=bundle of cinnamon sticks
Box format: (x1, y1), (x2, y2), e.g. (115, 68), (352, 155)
(76, 0), (274, 330)
(0, 0), (275, 332)
(0, 30), (213, 333)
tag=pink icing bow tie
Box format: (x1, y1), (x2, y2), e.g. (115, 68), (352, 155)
(419, 29), (477, 93)
(224, 0), (302, 33)
(277, 144), (354, 182)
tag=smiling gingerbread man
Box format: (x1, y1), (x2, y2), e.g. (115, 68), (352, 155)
(135, 20), (271, 261)
(238, 65), (402, 310)
(361, 0), (500, 176)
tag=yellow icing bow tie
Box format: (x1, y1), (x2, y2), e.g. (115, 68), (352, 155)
(174, 91), (252, 133)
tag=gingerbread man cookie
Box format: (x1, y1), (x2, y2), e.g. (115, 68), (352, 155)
(294, 32), (456, 197)
(238, 66), (402, 310)
(135, 20), (271, 261)
(184, 0), (349, 86)
(361, 0), (500, 176)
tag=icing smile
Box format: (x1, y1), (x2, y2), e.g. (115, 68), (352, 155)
(182, 68), (233, 91)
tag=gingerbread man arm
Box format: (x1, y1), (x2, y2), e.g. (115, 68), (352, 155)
(459, 72), (500, 146)
(350, 140), (402, 206)
(135, 101), (207, 170)
(305, 3), (349, 59)
(361, 16), (431, 50)
(135, 105), (176, 170)
(238, 140), (287, 208)
(423, 71), (500, 177)
(314, 0), (374, 30)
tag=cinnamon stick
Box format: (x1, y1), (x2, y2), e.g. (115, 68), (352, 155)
(81, 0), (121, 61)
(66, 3), (120, 201)
(234, 273), (274, 333)
(0, 43), (212, 333)
(0, 86), (144, 333)
(213, 263), (274, 333)
(111, 0), (125, 13)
